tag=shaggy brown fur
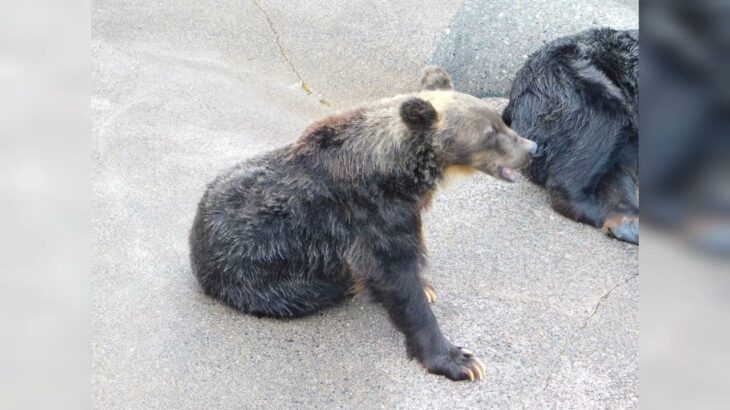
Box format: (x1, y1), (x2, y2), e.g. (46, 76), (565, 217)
(189, 66), (537, 381)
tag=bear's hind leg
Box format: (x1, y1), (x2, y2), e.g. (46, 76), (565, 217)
(548, 170), (639, 245)
(597, 163), (639, 244)
(547, 186), (604, 228)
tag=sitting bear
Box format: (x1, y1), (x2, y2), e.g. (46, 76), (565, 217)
(502, 28), (639, 244)
(189, 67), (538, 381)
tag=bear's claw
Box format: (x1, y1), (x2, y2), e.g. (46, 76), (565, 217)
(467, 355), (486, 380)
(423, 346), (486, 381)
(424, 286), (437, 304)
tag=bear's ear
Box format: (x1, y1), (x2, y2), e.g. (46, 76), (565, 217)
(400, 97), (438, 129)
(420, 66), (454, 91)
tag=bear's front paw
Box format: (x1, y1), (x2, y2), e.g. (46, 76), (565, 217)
(423, 282), (437, 304)
(423, 346), (486, 381)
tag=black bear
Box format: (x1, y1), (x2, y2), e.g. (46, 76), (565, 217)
(503, 28), (639, 244)
(190, 67), (538, 381)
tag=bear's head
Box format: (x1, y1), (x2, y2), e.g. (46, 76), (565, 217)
(401, 66), (538, 182)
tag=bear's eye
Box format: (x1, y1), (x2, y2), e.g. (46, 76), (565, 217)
(482, 127), (497, 143)
(494, 133), (510, 154)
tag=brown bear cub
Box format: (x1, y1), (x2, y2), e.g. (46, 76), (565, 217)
(189, 67), (537, 381)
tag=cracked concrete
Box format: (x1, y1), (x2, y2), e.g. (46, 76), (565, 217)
(251, 0), (309, 92)
(533, 273), (639, 401)
(92, 0), (638, 408)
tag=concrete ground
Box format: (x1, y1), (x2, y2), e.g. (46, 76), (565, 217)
(92, 0), (638, 408)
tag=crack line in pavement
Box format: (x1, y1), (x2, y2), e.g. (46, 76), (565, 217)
(532, 272), (639, 399)
(250, 0), (312, 94)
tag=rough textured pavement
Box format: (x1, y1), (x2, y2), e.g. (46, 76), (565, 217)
(92, 0), (638, 408)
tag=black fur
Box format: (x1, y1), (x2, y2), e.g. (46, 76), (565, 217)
(503, 28), (639, 243)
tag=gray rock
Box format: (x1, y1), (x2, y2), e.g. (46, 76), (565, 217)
(430, 0), (639, 97)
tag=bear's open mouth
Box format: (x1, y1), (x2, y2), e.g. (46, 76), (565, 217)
(498, 166), (517, 182)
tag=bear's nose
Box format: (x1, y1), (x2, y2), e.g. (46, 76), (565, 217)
(528, 141), (539, 157)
